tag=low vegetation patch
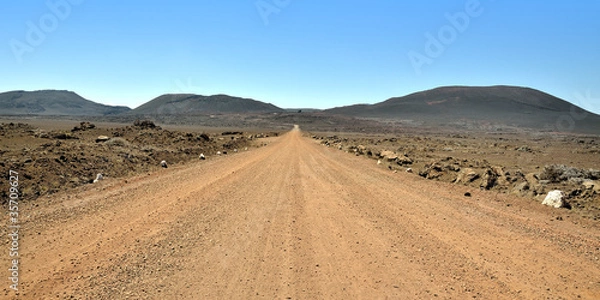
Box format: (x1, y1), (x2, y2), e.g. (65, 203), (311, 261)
(540, 164), (600, 183)
(0, 121), (274, 203)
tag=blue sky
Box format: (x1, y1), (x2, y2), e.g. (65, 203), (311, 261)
(1, 1), (599, 113)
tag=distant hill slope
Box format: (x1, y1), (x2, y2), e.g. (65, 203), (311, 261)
(0, 90), (131, 116)
(325, 86), (600, 132)
(130, 94), (284, 115)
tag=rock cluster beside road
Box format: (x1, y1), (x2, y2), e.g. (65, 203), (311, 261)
(316, 134), (600, 219)
(0, 121), (278, 202)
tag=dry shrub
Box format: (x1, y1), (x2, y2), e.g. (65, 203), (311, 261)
(133, 119), (157, 129)
(540, 164), (600, 183)
(106, 137), (129, 147)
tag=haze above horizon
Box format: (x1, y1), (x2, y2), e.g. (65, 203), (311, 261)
(1, 1), (599, 113)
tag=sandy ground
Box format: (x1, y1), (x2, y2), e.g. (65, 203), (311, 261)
(7, 128), (600, 299)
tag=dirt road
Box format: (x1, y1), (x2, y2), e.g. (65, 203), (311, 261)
(10, 128), (600, 299)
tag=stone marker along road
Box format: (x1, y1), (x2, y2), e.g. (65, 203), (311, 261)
(10, 128), (600, 299)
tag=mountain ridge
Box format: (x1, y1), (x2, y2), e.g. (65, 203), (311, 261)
(323, 85), (600, 133)
(129, 94), (284, 115)
(2, 86), (599, 133)
(0, 90), (131, 116)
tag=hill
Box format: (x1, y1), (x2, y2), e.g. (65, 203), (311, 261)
(0, 90), (131, 116)
(130, 94), (284, 115)
(325, 86), (600, 132)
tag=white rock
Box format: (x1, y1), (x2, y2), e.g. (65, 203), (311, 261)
(160, 160), (168, 168)
(406, 168), (413, 173)
(542, 190), (567, 208)
(377, 160), (382, 165)
(93, 173), (103, 183)
(217, 151), (222, 155)
(199, 153), (206, 160)
(95, 135), (110, 143)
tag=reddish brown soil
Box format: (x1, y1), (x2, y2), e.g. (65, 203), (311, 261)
(4, 128), (599, 299)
